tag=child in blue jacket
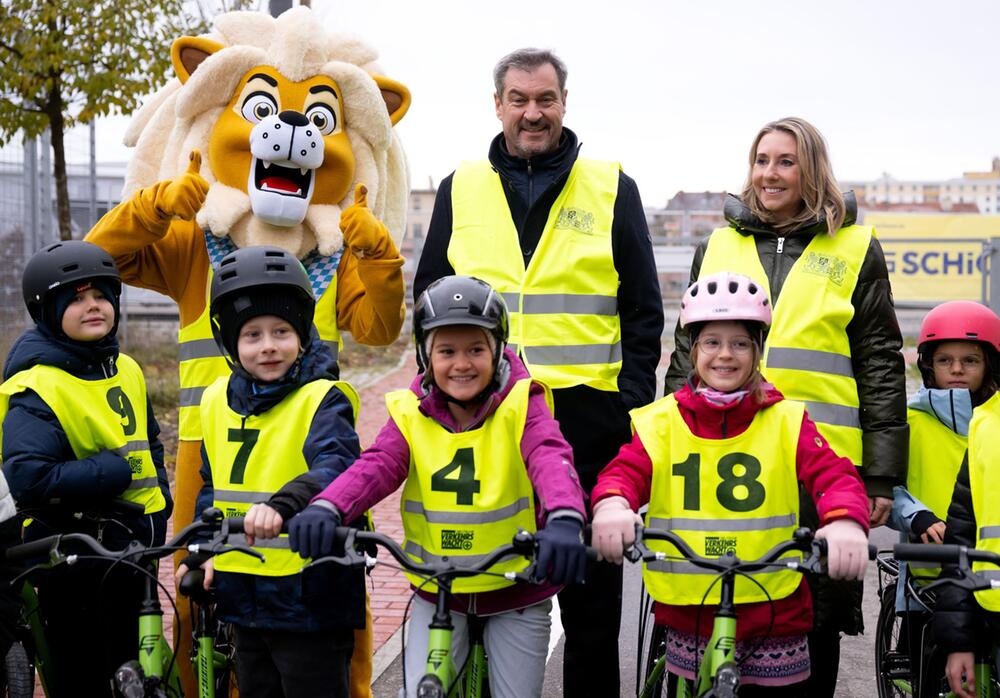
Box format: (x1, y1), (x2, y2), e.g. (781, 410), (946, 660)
(179, 245), (364, 698)
(1, 240), (172, 697)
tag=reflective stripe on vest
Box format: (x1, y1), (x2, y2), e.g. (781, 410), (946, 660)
(700, 225), (872, 466)
(177, 267), (341, 441)
(632, 394), (803, 605)
(0, 355), (166, 515)
(906, 408), (967, 580)
(388, 379), (538, 593)
(203, 376), (359, 577)
(448, 158), (622, 391)
(967, 392), (1000, 611)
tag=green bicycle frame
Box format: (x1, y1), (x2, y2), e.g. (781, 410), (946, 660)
(422, 612), (490, 697)
(670, 614), (737, 698)
(137, 608), (184, 696)
(19, 582), (54, 696)
(424, 624), (457, 693)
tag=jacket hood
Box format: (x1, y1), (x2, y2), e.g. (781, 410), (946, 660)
(411, 347), (526, 431)
(724, 191), (858, 237)
(907, 386), (972, 436)
(673, 378), (784, 439)
(227, 326), (338, 416)
(3, 325), (119, 381)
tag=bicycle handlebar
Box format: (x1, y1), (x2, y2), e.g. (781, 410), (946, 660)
(626, 525), (877, 575)
(894, 543), (1000, 566)
(6, 507), (254, 567)
(892, 542), (1000, 596)
(310, 527), (570, 584)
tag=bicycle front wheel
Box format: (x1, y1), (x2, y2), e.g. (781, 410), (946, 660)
(875, 582), (913, 698)
(639, 623), (667, 698)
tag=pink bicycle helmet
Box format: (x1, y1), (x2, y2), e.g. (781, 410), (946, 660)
(918, 301), (1000, 352)
(917, 301), (1000, 389)
(680, 271), (772, 329)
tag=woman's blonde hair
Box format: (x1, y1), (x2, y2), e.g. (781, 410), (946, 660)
(741, 117), (846, 235)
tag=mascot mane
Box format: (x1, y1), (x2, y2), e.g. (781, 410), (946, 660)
(122, 8), (408, 257)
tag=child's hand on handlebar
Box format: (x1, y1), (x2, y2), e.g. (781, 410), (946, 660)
(244, 503), (284, 545)
(176, 557), (214, 591)
(591, 496), (643, 564)
(533, 517), (587, 585)
(815, 519), (868, 580)
(288, 503), (342, 559)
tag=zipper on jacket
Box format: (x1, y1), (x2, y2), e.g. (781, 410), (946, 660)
(526, 160), (534, 210)
(768, 236), (786, 296)
(776, 236), (785, 254)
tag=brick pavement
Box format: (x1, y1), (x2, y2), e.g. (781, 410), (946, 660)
(351, 351), (420, 652)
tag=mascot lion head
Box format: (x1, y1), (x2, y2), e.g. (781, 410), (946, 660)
(121, 7), (410, 259)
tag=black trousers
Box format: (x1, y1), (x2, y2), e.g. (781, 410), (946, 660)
(804, 628), (841, 697)
(233, 624), (354, 698)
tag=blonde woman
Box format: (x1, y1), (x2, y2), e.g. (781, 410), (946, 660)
(664, 117), (907, 695)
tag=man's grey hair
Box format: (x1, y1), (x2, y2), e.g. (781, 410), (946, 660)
(493, 48), (568, 98)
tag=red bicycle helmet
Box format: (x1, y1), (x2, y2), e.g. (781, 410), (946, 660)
(917, 301), (1000, 390)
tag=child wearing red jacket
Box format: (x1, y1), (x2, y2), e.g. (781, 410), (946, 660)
(591, 271), (870, 695)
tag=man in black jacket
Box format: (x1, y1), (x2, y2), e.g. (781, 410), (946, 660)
(413, 47), (662, 696)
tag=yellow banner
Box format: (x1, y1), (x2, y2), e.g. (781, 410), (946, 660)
(863, 213), (1000, 303)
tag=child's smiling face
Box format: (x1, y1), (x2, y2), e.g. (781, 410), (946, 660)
(429, 325), (494, 402)
(693, 320), (756, 392)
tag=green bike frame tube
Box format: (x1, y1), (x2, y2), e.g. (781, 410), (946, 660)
(461, 641), (488, 697)
(425, 626), (456, 691)
(198, 634), (216, 698)
(695, 615), (737, 696)
(137, 613), (163, 678)
(20, 583), (54, 695)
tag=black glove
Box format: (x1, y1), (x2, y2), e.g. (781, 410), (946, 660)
(534, 517), (587, 585)
(910, 510), (943, 537)
(288, 505), (342, 559)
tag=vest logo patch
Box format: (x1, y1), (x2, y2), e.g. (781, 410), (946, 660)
(802, 252), (847, 286)
(555, 207), (595, 234)
(704, 536), (737, 557)
(127, 455), (144, 474)
(441, 529), (474, 550)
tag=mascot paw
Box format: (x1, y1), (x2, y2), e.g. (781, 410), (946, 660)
(340, 183), (392, 259)
(158, 150), (210, 221)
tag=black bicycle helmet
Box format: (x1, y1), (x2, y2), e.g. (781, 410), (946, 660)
(209, 246), (315, 362)
(22, 240), (122, 328)
(413, 275), (509, 373)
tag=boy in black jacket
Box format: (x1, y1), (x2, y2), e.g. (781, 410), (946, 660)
(179, 246), (363, 698)
(0, 240), (172, 696)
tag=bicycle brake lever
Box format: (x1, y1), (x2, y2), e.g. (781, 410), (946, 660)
(217, 544), (265, 563)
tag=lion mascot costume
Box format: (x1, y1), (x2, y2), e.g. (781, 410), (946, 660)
(86, 8), (410, 696)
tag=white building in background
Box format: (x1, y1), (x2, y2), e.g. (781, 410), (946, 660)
(843, 157), (1000, 214)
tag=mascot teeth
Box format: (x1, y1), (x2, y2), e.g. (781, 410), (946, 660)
(247, 112), (323, 226)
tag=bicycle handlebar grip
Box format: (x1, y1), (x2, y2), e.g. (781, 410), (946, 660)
(224, 517), (245, 534)
(6, 538), (56, 562)
(868, 543), (878, 560)
(894, 543), (963, 563)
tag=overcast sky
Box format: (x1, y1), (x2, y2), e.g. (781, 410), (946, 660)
(87, 0), (1000, 208)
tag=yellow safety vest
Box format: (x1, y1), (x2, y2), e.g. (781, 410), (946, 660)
(632, 395), (802, 605)
(388, 379), (539, 593)
(967, 392), (1000, 612)
(449, 159), (622, 392)
(178, 267), (341, 441)
(203, 376), (359, 576)
(700, 225), (872, 467)
(0, 355), (166, 514)
(906, 408), (967, 581)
